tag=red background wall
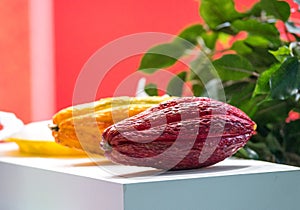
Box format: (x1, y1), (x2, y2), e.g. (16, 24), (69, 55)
(53, 0), (201, 111)
(0, 0), (31, 121)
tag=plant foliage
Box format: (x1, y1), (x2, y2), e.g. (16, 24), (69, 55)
(138, 0), (300, 166)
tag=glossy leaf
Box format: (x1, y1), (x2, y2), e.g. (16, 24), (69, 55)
(212, 54), (255, 80)
(225, 81), (252, 104)
(242, 47), (278, 72)
(199, 0), (243, 29)
(177, 24), (204, 46)
(138, 43), (185, 73)
(231, 35), (272, 55)
(144, 83), (158, 96)
(244, 36), (271, 48)
(253, 99), (292, 124)
(253, 63), (280, 96)
(175, 24), (218, 52)
(224, 81), (258, 116)
(270, 57), (300, 100)
(232, 19), (280, 47)
(269, 46), (291, 62)
(166, 71), (187, 96)
(231, 41), (253, 54)
(261, 0), (290, 21)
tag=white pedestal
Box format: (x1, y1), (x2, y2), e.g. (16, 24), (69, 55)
(0, 143), (300, 210)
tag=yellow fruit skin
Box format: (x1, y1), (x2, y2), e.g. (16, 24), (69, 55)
(7, 138), (86, 156)
(52, 96), (173, 155)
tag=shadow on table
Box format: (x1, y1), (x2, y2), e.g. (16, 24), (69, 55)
(111, 164), (251, 179)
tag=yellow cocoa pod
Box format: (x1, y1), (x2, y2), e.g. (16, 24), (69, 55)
(51, 96), (172, 155)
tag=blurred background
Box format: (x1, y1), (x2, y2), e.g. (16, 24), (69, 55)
(0, 0), (292, 123)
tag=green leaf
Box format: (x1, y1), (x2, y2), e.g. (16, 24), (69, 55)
(189, 53), (216, 81)
(138, 43), (185, 73)
(232, 39), (278, 72)
(144, 83), (158, 96)
(232, 36), (272, 56)
(253, 99), (292, 124)
(261, 0), (290, 22)
(253, 63), (280, 96)
(225, 81), (257, 116)
(231, 41), (253, 54)
(192, 83), (204, 96)
(248, 2), (262, 17)
(241, 47), (278, 72)
(244, 36), (272, 48)
(225, 81), (252, 104)
(166, 71), (187, 96)
(270, 57), (300, 100)
(201, 32), (219, 49)
(246, 140), (275, 162)
(199, 0), (243, 29)
(269, 46), (291, 62)
(218, 33), (231, 43)
(177, 24), (218, 50)
(176, 24), (204, 46)
(212, 54), (255, 80)
(232, 19), (280, 47)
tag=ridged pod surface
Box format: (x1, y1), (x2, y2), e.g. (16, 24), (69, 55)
(101, 97), (256, 170)
(51, 96), (173, 154)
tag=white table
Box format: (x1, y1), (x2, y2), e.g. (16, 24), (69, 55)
(0, 142), (300, 210)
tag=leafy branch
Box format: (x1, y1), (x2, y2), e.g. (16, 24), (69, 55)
(137, 0), (300, 166)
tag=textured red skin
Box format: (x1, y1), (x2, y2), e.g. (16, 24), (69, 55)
(101, 97), (256, 170)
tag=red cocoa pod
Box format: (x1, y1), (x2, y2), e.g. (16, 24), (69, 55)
(101, 97), (256, 170)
